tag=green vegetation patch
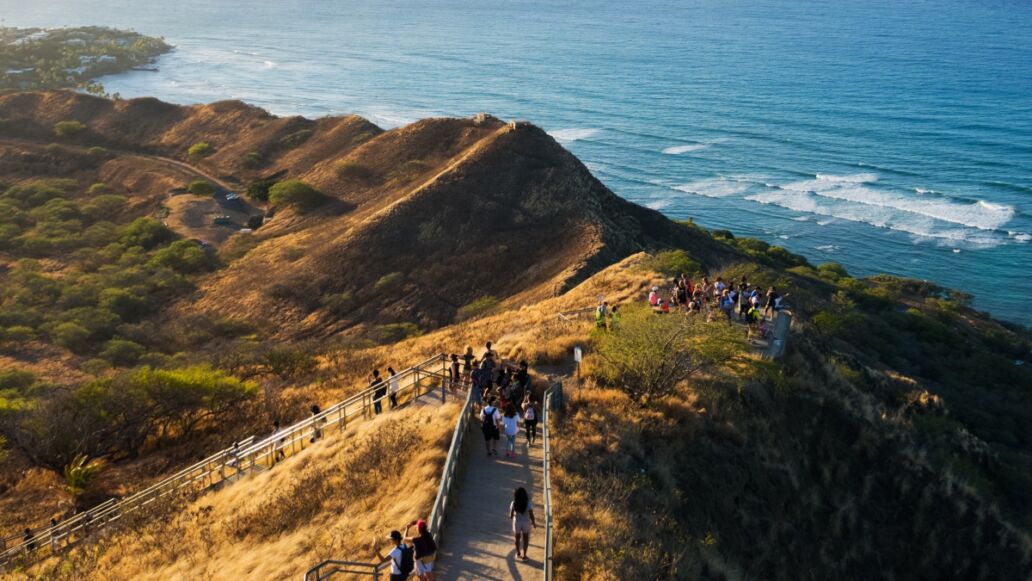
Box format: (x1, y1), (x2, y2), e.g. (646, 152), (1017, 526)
(187, 142), (213, 157)
(268, 179), (327, 212)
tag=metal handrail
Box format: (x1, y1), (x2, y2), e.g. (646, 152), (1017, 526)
(0, 354), (450, 570)
(542, 380), (563, 581)
(304, 379), (475, 580)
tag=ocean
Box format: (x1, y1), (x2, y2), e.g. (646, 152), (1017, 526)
(5, 0), (1032, 325)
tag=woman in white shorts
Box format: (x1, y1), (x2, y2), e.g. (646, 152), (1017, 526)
(509, 486), (537, 561)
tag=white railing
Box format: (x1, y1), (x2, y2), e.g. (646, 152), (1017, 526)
(542, 380), (563, 581)
(304, 386), (474, 580)
(0, 354), (451, 571)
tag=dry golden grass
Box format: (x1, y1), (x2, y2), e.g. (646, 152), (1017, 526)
(20, 400), (459, 580)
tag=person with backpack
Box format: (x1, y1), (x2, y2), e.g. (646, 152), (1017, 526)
(481, 396), (501, 456)
(371, 369), (385, 415)
(405, 519), (437, 581)
(595, 301), (609, 329)
(502, 402), (521, 457)
(309, 404), (323, 442)
(509, 486), (537, 561)
(523, 394), (540, 446)
(375, 530), (415, 581)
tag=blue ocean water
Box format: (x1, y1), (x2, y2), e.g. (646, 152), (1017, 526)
(5, 0), (1032, 324)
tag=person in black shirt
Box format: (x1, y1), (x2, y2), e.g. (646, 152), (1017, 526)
(371, 369), (385, 414)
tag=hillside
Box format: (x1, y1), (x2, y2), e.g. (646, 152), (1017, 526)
(0, 91), (1031, 580)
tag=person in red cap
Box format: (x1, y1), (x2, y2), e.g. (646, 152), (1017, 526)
(404, 518), (437, 580)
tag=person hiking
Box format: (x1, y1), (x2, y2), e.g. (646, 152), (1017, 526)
(509, 487), (537, 561)
(271, 421), (286, 462)
(405, 519), (437, 581)
(309, 404), (323, 442)
(481, 397), (501, 456)
(484, 341), (499, 365)
(462, 346), (475, 386)
(23, 528), (35, 553)
(764, 287), (779, 319)
(371, 369), (385, 415)
(470, 359), (485, 409)
(374, 530), (415, 581)
(609, 304), (621, 328)
(648, 285), (660, 306)
(502, 402), (521, 457)
(523, 394), (540, 446)
(387, 366), (400, 409)
(595, 301), (609, 329)
(449, 354), (461, 392)
(511, 360), (530, 403)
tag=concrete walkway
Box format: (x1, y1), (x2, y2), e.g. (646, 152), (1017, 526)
(435, 420), (545, 580)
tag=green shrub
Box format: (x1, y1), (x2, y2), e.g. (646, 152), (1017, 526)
(148, 239), (215, 273)
(645, 249), (701, 277)
(457, 295), (500, 321)
(187, 180), (215, 196)
(281, 129), (312, 148)
(590, 304), (746, 406)
(86, 146), (109, 158)
(117, 217), (174, 249)
(321, 292), (354, 317)
(99, 288), (148, 320)
(260, 346), (318, 380)
(817, 262), (850, 281)
(268, 180), (326, 212)
(53, 120), (87, 137)
(240, 151), (264, 169)
(1, 325), (35, 343)
(50, 321), (91, 352)
(246, 178), (276, 202)
(374, 272), (404, 291)
(81, 194), (127, 221)
(87, 182), (113, 195)
(0, 368), (35, 391)
(64, 453), (102, 499)
(336, 161), (380, 183)
(187, 142), (213, 157)
(100, 338), (146, 366)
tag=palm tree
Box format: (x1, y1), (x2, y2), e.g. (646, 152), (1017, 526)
(63, 454), (102, 505)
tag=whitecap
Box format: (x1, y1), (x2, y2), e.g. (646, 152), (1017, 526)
(662, 143), (710, 155)
(264, 60), (277, 68)
(1011, 232), (1031, 243)
(548, 128), (599, 143)
(792, 215), (810, 222)
(816, 244), (840, 252)
(672, 177), (749, 198)
(646, 199), (672, 210)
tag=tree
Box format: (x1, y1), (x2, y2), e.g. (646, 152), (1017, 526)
(148, 239), (215, 273)
(246, 178), (275, 202)
(591, 304), (746, 406)
(100, 338), (145, 366)
(268, 180), (326, 212)
(260, 346), (318, 381)
(63, 453), (102, 504)
(117, 217), (174, 249)
(187, 180), (215, 196)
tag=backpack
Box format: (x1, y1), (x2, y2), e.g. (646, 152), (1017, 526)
(525, 405), (536, 421)
(482, 407), (497, 431)
(394, 544), (414, 575)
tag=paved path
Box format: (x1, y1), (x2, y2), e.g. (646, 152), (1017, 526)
(436, 420), (545, 580)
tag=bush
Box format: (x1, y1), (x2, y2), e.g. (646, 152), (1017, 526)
(1, 325), (35, 343)
(53, 120), (87, 137)
(457, 295), (500, 321)
(187, 142), (213, 157)
(591, 304), (746, 406)
(336, 161), (380, 183)
(246, 178), (276, 202)
(117, 217), (174, 249)
(321, 292), (354, 317)
(87, 182), (113, 195)
(268, 180), (326, 212)
(645, 249), (701, 277)
(373, 272), (404, 291)
(0, 368), (35, 391)
(148, 240), (215, 274)
(260, 346), (318, 381)
(81, 194), (127, 221)
(187, 180), (215, 196)
(86, 146), (109, 158)
(100, 338), (146, 366)
(281, 129), (312, 148)
(50, 321), (91, 352)
(240, 151), (263, 169)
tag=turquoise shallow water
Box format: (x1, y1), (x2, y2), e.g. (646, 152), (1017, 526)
(5, 0), (1032, 324)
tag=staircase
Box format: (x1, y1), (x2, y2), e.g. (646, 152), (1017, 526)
(0, 354), (452, 571)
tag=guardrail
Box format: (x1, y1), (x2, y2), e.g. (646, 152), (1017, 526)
(0, 354), (450, 571)
(304, 385), (474, 580)
(542, 380), (563, 581)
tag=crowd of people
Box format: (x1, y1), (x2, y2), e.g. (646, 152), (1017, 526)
(641, 273), (787, 337)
